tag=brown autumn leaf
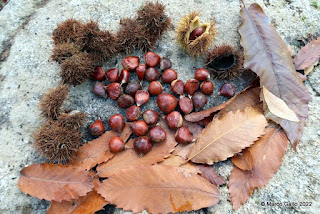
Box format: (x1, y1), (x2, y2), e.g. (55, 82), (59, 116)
(196, 165), (226, 186)
(185, 85), (260, 123)
(97, 165), (220, 213)
(182, 120), (204, 138)
(70, 123), (132, 170)
(228, 127), (288, 210)
(160, 155), (201, 175)
(188, 106), (268, 164)
(96, 119), (177, 177)
(231, 148), (253, 171)
(239, 3), (311, 148)
(173, 143), (194, 160)
(18, 163), (93, 202)
(294, 36), (320, 70)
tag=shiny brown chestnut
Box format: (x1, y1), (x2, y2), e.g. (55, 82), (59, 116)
(200, 80), (214, 95)
(145, 52), (161, 67)
(105, 68), (119, 82)
(192, 92), (208, 111)
(89, 118), (104, 136)
(106, 82), (122, 100)
(136, 64), (146, 82)
(171, 80), (185, 95)
(125, 80), (141, 97)
(145, 67), (160, 82)
(122, 56), (139, 71)
(130, 120), (149, 136)
(160, 57), (172, 71)
(126, 105), (141, 121)
(157, 93), (178, 114)
(219, 83), (235, 97)
(148, 81), (163, 95)
(185, 79), (200, 96)
(135, 90), (150, 106)
(149, 126), (166, 143)
(119, 69), (130, 85)
(117, 94), (134, 109)
(179, 96), (193, 114)
(195, 68), (210, 81)
(91, 66), (105, 81)
(142, 110), (159, 125)
(108, 114), (125, 133)
(165, 111), (183, 129)
(109, 136), (125, 153)
(175, 126), (193, 144)
(161, 68), (178, 84)
(133, 136), (152, 156)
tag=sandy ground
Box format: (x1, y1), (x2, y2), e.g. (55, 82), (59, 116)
(0, 0), (319, 213)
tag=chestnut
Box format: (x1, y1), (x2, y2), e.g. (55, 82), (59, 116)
(148, 81), (163, 95)
(105, 68), (119, 82)
(119, 69), (130, 85)
(160, 57), (172, 71)
(219, 83), (235, 97)
(200, 81), (214, 95)
(161, 68), (178, 84)
(91, 66), (105, 81)
(122, 56), (139, 71)
(171, 80), (185, 95)
(108, 114), (125, 133)
(135, 90), (150, 106)
(117, 94), (134, 109)
(175, 126), (193, 144)
(130, 120), (149, 136)
(149, 126), (166, 143)
(157, 93), (178, 114)
(109, 136), (125, 153)
(178, 97), (193, 114)
(189, 27), (204, 41)
(126, 105), (141, 121)
(145, 52), (161, 67)
(89, 118), (104, 136)
(195, 68), (210, 81)
(125, 80), (141, 97)
(185, 79), (200, 96)
(92, 82), (107, 98)
(106, 82), (122, 100)
(145, 67), (160, 82)
(134, 136), (152, 156)
(136, 64), (146, 82)
(142, 109), (159, 125)
(192, 92), (207, 111)
(165, 111), (183, 129)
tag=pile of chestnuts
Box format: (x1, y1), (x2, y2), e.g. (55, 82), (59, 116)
(89, 51), (235, 156)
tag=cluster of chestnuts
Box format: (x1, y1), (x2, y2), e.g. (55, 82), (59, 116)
(89, 52), (235, 156)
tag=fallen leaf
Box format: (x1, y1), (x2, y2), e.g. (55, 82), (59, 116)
(196, 164), (226, 186)
(18, 163), (93, 202)
(228, 127), (288, 210)
(239, 3), (311, 147)
(47, 191), (107, 214)
(173, 143), (194, 160)
(160, 155), (200, 174)
(96, 120), (177, 177)
(182, 120), (204, 138)
(261, 86), (300, 122)
(97, 165), (220, 213)
(294, 36), (320, 70)
(188, 106), (268, 164)
(304, 59), (319, 75)
(70, 123), (132, 170)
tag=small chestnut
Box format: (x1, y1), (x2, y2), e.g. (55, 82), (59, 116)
(105, 68), (119, 82)
(200, 80), (214, 95)
(149, 126), (166, 143)
(89, 118), (104, 136)
(108, 114), (125, 133)
(219, 83), (235, 97)
(171, 80), (185, 95)
(175, 126), (193, 144)
(145, 67), (160, 82)
(133, 136), (152, 156)
(130, 120), (149, 136)
(92, 82), (107, 98)
(165, 111), (183, 129)
(117, 94), (134, 109)
(161, 68), (178, 84)
(119, 69), (130, 85)
(157, 93), (178, 114)
(106, 82), (122, 100)
(195, 68), (210, 81)
(122, 56), (139, 71)
(136, 64), (146, 82)
(189, 27), (204, 41)
(160, 57), (172, 71)
(142, 109), (159, 125)
(148, 81), (163, 95)
(145, 52), (161, 67)
(179, 97), (193, 114)
(185, 79), (200, 96)
(126, 105), (141, 121)
(125, 80), (141, 96)
(135, 90), (150, 106)
(109, 136), (125, 153)
(91, 66), (105, 81)
(192, 92), (208, 111)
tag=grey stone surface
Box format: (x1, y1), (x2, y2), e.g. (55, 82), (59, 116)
(0, 0), (319, 213)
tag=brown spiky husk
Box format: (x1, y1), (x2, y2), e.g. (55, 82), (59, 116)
(137, 1), (171, 39)
(116, 18), (146, 53)
(60, 52), (95, 86)
(34, 111), (86, 163)
(51, 43), (81, 64)
(175, 11), (199, 49)
(52, 19), (88, 48)
(188, 32), (212, 57)
(206, 45), (244, 79)
(39, 85), (69, 120)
